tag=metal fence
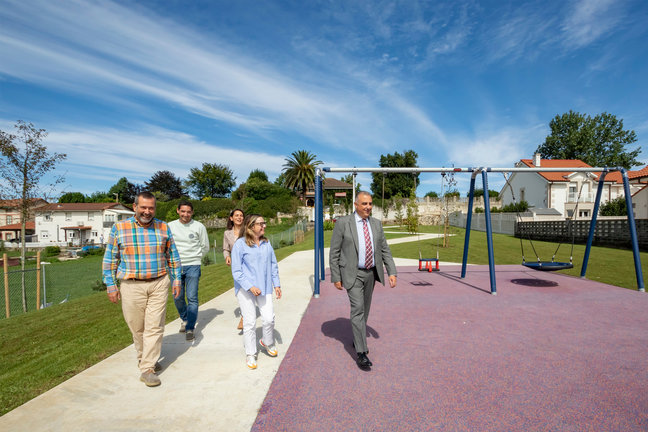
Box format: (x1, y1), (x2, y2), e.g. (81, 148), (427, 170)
(267, 219), (309, 249)
(2, 256), (103, 319)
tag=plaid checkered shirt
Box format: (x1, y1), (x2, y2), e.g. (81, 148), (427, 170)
(102, 217), (182, 293)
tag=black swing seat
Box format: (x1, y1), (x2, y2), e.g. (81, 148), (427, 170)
(523, 261), (573, 271)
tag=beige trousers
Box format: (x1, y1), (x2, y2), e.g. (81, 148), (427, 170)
(120, 276), (169, 373)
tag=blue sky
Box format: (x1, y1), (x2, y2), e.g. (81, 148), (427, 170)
(1, 0), (647, 197)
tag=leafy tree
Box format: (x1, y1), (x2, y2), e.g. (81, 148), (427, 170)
(145, 170), (184, 200)
(59, 192), (86, 203)
(186, 163), (236, 199)
(441, 171), (457, 247)
(232, 177), (291, 201)
(282, 150), (322, 200)
(370, 150), (419, 200)
(0, 121), (66, 312)
(468, 189), (499, 198)
(425, 191), (439, 198)
(274, 172), (287, 187)
(248, 169), (269, 182)
(405, 190), (419, 234)
(108, 177), (140, 204)
(536, 111), (641, 169)
(87, 191), (113, 203)
(600, 197), (627, 216)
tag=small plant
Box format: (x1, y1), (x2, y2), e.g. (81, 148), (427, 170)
(91, 279), (107, 291)
(44, 246), (60, 257)
(202, 254), (213, 266)
(0, 239), (5, 252)
(475, 207), (484, 213)
(405, 191), (419, 234)
(323, 220), (335, 231)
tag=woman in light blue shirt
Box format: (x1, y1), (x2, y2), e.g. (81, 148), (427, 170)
(231, 214), (282, 370)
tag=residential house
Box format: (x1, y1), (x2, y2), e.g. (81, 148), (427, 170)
(304, 178), (354, 207)
(499, 154), (648, 219)
(0, 199), (49, 241)
(35, 203), (134, 246)
(631, 185), (648, 219)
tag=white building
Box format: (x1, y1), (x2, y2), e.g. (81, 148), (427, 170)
(35, 203), (134, 246)
(499, 154), (648, 219)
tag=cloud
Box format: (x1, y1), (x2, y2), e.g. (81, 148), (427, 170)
(0, 0), (446, 156)
(561, 0), (622, 49)
(43, 124), (286, 191)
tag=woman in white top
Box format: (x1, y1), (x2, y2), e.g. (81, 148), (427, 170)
(231, 214), (282, 370)
(223, 208), (245, 329)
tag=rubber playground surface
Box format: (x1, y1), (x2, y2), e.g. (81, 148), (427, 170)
(252, 265), (648, 431)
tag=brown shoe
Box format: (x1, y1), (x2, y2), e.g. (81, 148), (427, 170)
(140, 370), (161, 387)
(237, 317), (243, 330)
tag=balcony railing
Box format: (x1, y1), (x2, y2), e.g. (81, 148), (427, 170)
(567, 192), (594, 203)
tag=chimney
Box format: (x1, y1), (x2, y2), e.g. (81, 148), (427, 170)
(534, 153), (541, 167)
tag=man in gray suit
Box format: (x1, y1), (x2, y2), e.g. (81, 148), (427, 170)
(330, 191), (397, 370)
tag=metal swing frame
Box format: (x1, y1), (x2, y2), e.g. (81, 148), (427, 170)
(313, 166), (644, 296)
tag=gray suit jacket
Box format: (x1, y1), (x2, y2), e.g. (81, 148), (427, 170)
(329, 213), (397, 288)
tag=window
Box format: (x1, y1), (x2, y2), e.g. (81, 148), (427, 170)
(104, 214), (115, 222)
(44, 213), (52, 222)
(41, 230), (49, 239)
(6, 215), (12, 224)
(92, 231), (98, 237)
(88, 212), (94, 221)
(65, 212), (72, 221)
(68, 231), (76, 238)
(519, 188), (525, 202)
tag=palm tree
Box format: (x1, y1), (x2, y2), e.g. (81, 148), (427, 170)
(282, 150), (323, 200)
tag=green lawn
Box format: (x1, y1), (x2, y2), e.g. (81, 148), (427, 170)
(1, 224), (646, 415)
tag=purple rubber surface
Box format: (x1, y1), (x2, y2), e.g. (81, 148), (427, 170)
(252, 265), (648, 431)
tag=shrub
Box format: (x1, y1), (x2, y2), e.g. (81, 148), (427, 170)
(323, 220), (335, 231)
(44, 246), (60, 257)
(91, 279), (107, 291)
(474, 207), (484, 213)
(0, 239), (4, 252)
(202, 254), (213, 266)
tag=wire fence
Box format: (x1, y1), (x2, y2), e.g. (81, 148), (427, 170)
(267, 219), (308, 249)
(2, 257), (103, 319)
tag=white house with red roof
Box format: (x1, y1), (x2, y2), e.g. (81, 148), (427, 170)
(500, 154), (648, 219)
(35, 202), (134, 246)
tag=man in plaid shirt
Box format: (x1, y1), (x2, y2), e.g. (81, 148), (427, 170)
(102, 191), (182, 387)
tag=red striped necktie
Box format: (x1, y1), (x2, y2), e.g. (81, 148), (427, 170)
(362, 219), (373, 268)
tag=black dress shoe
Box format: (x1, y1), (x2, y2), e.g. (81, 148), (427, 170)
(356, 353), (371, 369)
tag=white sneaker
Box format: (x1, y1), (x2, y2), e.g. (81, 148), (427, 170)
(260, 340), (278, 357)
(246, 355), (257, 370)
(179, 321), (187, 333)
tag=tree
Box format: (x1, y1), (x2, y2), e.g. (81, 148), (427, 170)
(108, 177), (140, 204)
(0, 121), (66, 312)
(536, 111), (641, 169)
(87, 191), (113, 203)
(186, 163), (236, 199)
(59, 192), (86, 203)
(248, 169), (269, 182)
(282, 150), (322, 200)
(370, 150), (419, 200)
(425, 191), (439, 198)
(600, 197), (627, 216)
(145, 170), (184, 200)
(467, 189), (499, 198)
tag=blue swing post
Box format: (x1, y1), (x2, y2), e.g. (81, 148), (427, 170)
(481, 169), (497, 295)
(461, 169), (479, 278)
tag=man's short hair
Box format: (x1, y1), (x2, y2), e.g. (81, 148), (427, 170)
(177, 200), (193, 211)
(135, 191), (156, 205)
(355, 191), (372, 203)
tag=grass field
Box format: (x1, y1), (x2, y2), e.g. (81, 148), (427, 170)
(1, 224), (646, 415)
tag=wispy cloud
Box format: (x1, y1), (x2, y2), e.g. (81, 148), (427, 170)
(561, 0), (622, 49)
(0, 0), (446, 156)
(44, 125), (286, 193)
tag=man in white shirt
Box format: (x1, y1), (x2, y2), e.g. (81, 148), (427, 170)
(168, 200), (210, 341)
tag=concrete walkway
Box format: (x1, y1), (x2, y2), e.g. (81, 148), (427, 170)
(0, 241), (423, 432)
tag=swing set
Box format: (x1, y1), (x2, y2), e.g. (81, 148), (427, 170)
(313, 166), (645, 296)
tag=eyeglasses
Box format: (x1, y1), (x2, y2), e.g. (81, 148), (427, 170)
(254, 222), (267, 227)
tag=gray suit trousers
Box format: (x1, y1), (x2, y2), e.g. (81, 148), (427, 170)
(347, 267), (376, 353)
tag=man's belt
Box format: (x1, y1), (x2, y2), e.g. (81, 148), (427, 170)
(131, 275), (165, 282)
